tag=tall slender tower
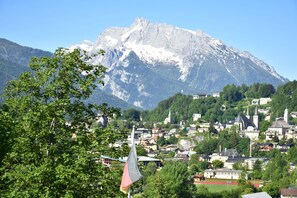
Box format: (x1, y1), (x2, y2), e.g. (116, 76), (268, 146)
(253, 106), (259, 129)
(164, 110), (171, 124)
(284, 107), (289, 123)
(168, 110), (171, 123)
(246, 106), (250, 120)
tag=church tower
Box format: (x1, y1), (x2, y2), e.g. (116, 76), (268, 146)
(246, 106), (250, 120)
(253, 106), (259, 129)
(284, 107), (289, 123)
(168, 110), (171, 123)
(164, 110), (171, 124)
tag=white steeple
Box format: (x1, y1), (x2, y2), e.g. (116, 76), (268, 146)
(284, 107), (289, 123)
(164, 110), (171, 124)
(253, 106), (259, 129)
(246, 106), (250, 120)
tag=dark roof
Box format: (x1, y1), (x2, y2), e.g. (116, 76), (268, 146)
(235, 114), (255, 129)
(201, 155), (210, 160)
(193, 174), (204, 178)
(258, 143), (273, 147)
(280, 188), (297, 196)
(225, 157), (248, 163)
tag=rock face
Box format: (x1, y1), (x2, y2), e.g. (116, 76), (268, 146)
(71, 18), (288, 109)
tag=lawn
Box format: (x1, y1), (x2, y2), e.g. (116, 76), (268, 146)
(196, 184), (238, 192)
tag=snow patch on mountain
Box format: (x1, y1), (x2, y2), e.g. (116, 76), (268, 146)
(124, 41), (181, 65)
(69, 18), (288, 109)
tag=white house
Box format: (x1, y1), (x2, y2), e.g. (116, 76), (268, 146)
(204, 168), (244, 180)
(259, 97), (272, 105)
(193, 113), (201, 122)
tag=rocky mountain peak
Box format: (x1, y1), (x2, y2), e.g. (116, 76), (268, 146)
(70, 19), (288, 109)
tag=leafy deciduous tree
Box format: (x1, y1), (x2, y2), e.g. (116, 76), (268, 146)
(212, 160), (224, 169)
(144, 161), (196, 198)
(0, 49), (126, 197)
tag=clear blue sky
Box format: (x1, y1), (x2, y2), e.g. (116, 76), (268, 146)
(1, 0), (296, 80)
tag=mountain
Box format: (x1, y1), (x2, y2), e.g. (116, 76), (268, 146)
(0, 38), (52, 95)
(0, 38), (138, 110)
(70, 18), (288, 110)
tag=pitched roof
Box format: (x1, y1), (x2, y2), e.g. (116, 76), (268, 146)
(280, 188), (297, 196)
(235, 114), (255, 129)
(241, 192), (271, 198)
(271, 118), (290, 128)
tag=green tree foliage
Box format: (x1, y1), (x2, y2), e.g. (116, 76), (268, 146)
(188, 154), (204, 175)
(188, 153), (200, 167)
(271, 80), (297, 120)
(189, 164), (200, 175)
(287, 146), (297, 163)
(218, 130), (250, 156)
(195, 138), (219, 155)
(121, 108), (141, 122)
(197, 161), (209, 171)
(143, 161), (196, 198)
(263, 150), (289, 183)
(259, 120), (272, 132)
(212, 160), (224, 169)
(237, 181), (257, 196)
(157, 135), (166, 146)
(245, 83), (275, 98)
(262, 183), (280, 198)
(0, 108), (13, 166)
(233, 162), (247, 171)
(136, 144), (148, 156)
(166, 151), (176, 158)
(143, 82), (276, 124)
(196, 185), (211, 197)
(0, 49), (126, 197)
(157, 135), (178, 146)
(252, 160), (263, 179)
(167, 135), (178, 144)
(220, 84), (243, 103)
(142, 162), (157, 177)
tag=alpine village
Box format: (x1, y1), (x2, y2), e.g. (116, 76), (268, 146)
(1, 27), (297, 198)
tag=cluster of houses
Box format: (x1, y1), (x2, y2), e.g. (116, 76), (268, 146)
(98, 96), (297, 190)
(190, 96), (297, 142)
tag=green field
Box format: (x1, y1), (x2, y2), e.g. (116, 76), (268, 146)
(196, 184), (238, 192)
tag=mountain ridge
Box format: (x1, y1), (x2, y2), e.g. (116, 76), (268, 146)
(70, 18), (288, 109)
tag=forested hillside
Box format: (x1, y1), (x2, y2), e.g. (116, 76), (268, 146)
(140, 82), (297, 124)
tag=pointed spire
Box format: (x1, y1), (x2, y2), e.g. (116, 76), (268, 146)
(253, 106), (259, 129)
(284, 107), (289, 123)
(246, 106), (250, 120)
